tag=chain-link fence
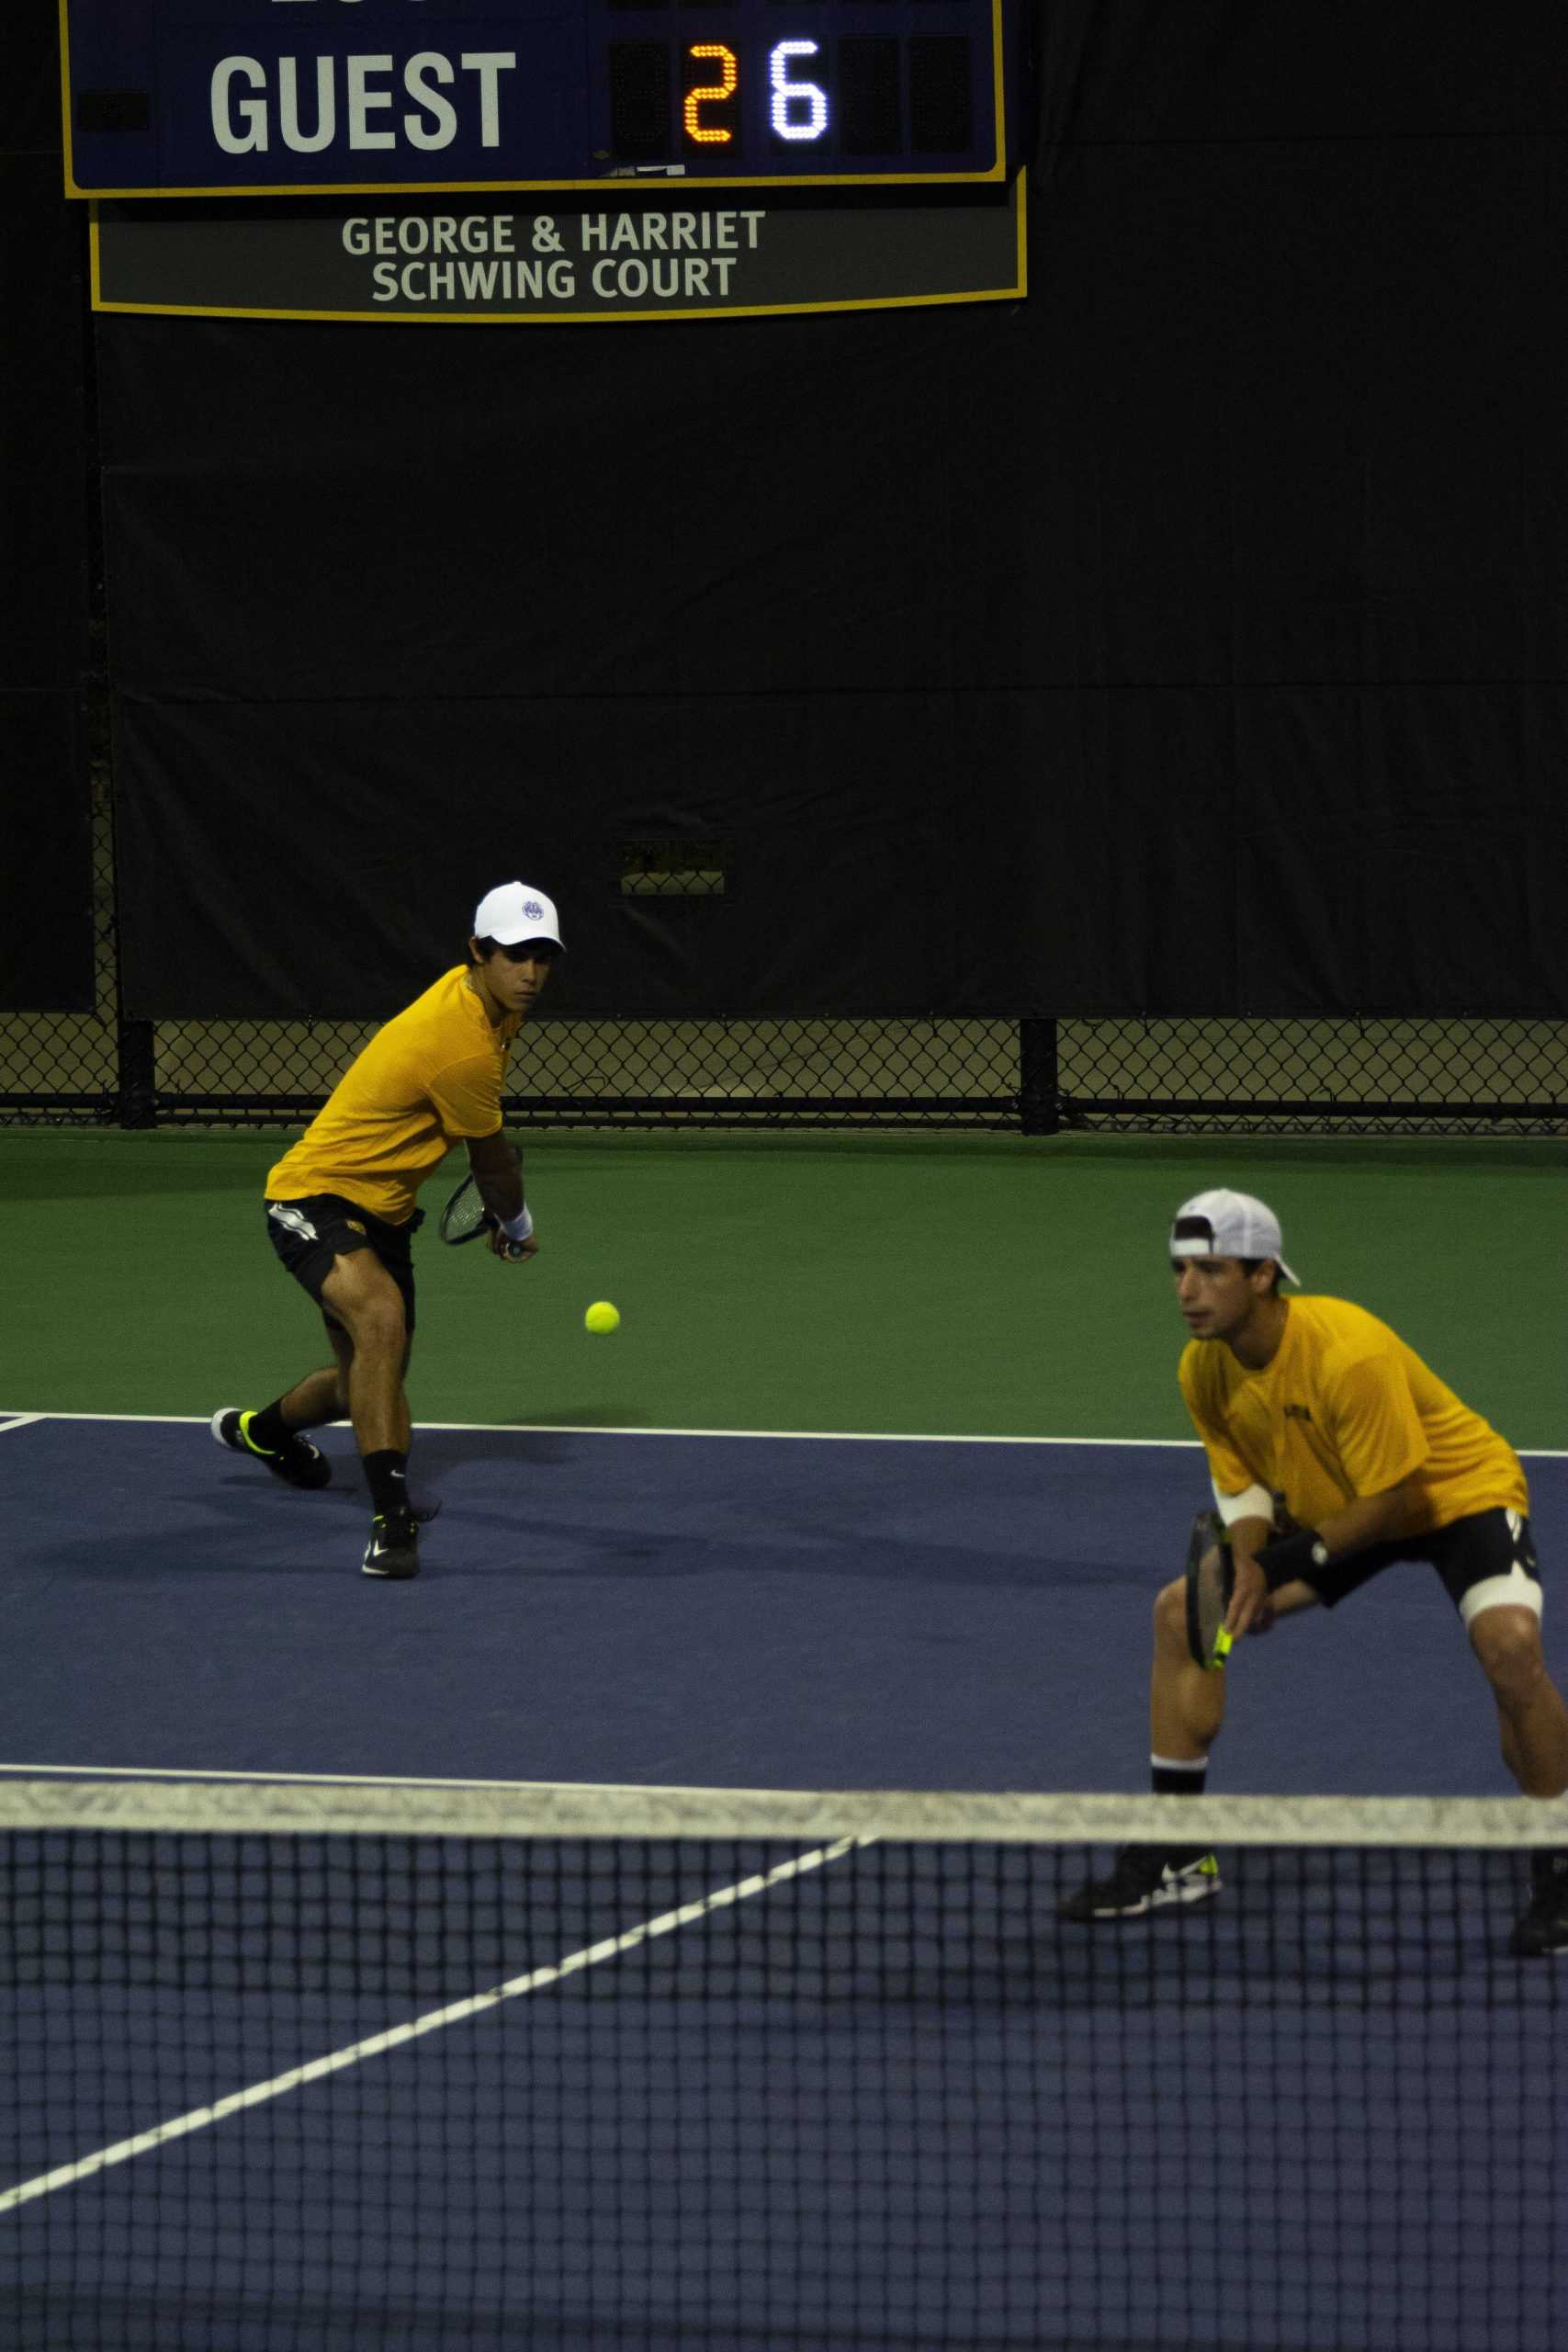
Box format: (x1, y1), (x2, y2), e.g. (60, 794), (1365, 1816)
(0, 764), (123, 1122)
(3, 783), (1565, 1133)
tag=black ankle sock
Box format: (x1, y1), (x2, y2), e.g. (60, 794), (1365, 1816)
(1151, 1757), (1208, 1798)
(364, 1449), (411, 1519)
(245, 1401), (293, 1453)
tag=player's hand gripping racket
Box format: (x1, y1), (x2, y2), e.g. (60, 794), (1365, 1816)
(1184, 1510), (1235, 1672)
(438, 1175), (530, 1261)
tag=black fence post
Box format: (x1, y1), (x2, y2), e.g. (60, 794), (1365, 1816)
(1018, 1018), (1060, 1135)
(117, 1016), (156, 1127)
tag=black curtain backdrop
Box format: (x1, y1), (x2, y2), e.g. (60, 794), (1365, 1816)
(0, 17), (94, 1012)
(96, 1), (1568, 1023)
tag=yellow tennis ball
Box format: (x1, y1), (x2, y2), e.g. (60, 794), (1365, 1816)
(584, 1300), (621, 1335)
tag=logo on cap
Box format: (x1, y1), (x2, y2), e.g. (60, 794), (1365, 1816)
(525, 900), (543, 921)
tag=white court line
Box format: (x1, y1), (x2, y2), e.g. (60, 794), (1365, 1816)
(1, 1408), (1197, 1448)
(3, 1408), (1565, 1458)
(0, 1416), (40, 1437)
(0, 1762), (786, 1793)
(0, 1832), (863, 2217)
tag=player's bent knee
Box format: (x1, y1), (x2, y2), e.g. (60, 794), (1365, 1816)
(356, 1297), (407, 1355)
(1469, 1604), (1548, 1699)
(321, 1257), (406, 1351)
(329, 1292), (403, 1351)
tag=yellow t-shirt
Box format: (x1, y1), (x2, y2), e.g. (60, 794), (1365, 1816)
(265, 967), (520, 1227)
(1179, 1295), (1528, 1540)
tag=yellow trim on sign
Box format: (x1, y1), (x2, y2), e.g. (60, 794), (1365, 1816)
(88, 169), (1027, 324)
(59, 0), (81, 198)
(91, 287), (1022, 324)
(61, 0), (1009, 199)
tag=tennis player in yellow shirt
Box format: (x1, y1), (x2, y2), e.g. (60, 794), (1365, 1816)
(1061, 1188), (1568, 1956)
(209, 882), (560, 1580)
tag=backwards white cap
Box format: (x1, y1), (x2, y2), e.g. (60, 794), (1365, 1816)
(472, 881), (563, 952)
(1169, 1189), (1299, 1286)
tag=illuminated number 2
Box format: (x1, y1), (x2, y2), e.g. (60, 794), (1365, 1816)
(770, 40), (829, 142)
(684, 44), (738, 144)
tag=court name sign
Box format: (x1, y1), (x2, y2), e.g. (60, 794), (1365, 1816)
(91, 181), (1026, 322)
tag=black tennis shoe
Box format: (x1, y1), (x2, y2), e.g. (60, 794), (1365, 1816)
(1510, 1853), (1568, 1957)
(210, 1408), (331, 1491)
(1059, 1843), (1221, 1922)
(362, 1510), (420, 1579)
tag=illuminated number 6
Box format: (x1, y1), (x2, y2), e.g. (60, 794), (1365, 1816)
(769, 40), (829, 142)
(684, 44), (738, 145)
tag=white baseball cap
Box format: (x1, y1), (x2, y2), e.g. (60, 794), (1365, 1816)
(472, 881), (563, 952)
(1169, 1189), (1299, 1285)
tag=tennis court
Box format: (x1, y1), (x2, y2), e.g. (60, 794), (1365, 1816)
(3, 1125), (1566, 2346)
(11, 0), (1568, 2335)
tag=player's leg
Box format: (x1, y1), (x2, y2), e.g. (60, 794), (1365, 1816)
(1469, 1604), (1568, 1799)
(1434, 1510), (1568, 1954)
(322, 1315), (432, 1511)
(1150, 1568), (1321, 1757)
(209, 1192), (355, 1487)
(321, 1318), (356, 1426)
(1473, 1609), (1568, 1957)
(210, 1389), (335, 1487)
(1433, 1510), (1563, 1792)
(318, 1256), (409, 1453)
(318, 1246), (421, 1578)
(1061, 1564), (1323, 1924)
(1059, 1578), (1230, 1921)
(1055, 1570), (1228, 1918)
(266, 1359), (349, 1433)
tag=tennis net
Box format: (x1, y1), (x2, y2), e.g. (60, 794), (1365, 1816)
(3, 1778), (1564, 2352)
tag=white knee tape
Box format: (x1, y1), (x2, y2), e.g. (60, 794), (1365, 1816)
(1461, 1567), (1543, 1630)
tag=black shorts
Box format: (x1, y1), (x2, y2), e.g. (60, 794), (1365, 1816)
(1303, 1507), (1541, 1626)
(265, 1194), (421, 1337)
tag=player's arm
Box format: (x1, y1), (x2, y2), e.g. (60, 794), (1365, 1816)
(1314, 1481), (1415, 1557)
(1210, 1487), (1276, 1639)
(1231, 1346), (1427, 1631)
(466, 1129), (536, 1260)
(1178, 1357), (1279, 1637)
(1225, 1476), (1416, 1638)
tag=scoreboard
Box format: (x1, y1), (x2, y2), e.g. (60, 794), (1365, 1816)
(62, 1), (1014, 196)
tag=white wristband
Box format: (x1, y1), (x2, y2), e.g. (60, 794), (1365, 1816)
(499, 1204), (534, 1244)
(1213, 1480), (1273, 1528)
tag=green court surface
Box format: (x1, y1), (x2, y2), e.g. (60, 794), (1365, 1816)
(1, 1128), (1563, 1445)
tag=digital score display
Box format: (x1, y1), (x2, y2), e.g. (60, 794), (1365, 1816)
(61, 1), (1012, 198)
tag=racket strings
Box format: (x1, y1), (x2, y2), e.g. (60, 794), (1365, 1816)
(439, 1179), (491, 1244)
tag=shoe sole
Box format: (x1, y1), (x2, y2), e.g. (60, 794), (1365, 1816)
(362, 1558), (419, 1579)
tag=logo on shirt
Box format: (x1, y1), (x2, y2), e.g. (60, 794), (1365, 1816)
(1283, 1403), (1314, 1423)
(345, 1220), (367, 1235)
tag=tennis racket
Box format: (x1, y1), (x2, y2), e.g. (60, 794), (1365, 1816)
(438, 1175), (529, 1261)
(1183, 1510), (1235, 1672)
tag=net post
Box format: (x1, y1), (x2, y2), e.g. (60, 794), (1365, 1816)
(1018, 1017), (1059, 1135)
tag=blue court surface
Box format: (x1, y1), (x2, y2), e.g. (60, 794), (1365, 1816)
(2, 1414), (1565, 1792)
(4, 1417), (1566, 2351)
